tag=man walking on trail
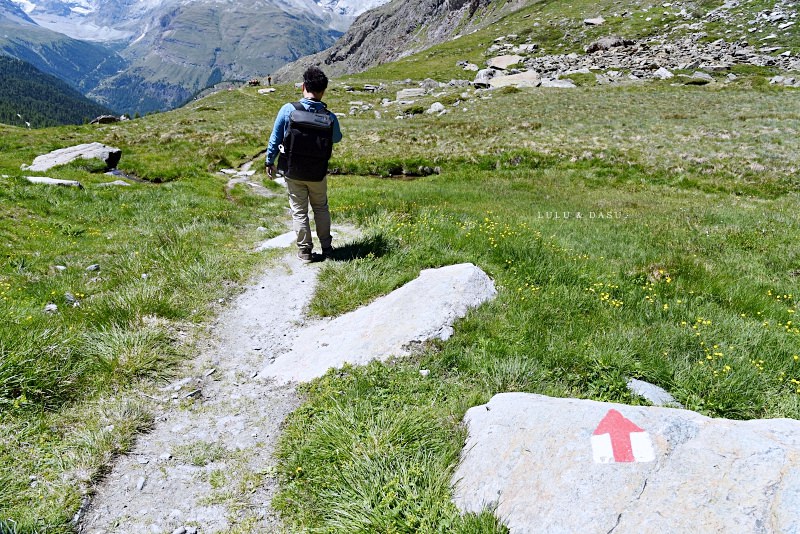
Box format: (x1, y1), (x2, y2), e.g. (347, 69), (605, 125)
(266, 66), (342, 262)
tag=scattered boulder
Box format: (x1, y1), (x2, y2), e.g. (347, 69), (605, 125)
(453, 393), (800, 533)
(255, 231), (296, 252)
(97, 180), (131, 187)
(421, 78), (441, 92)
(586, 36), (634, 53)
(25, 176), (83, 188)
(473, 68), (499, 88)
(770, 75), (799, 87)
(626, 378), (683, 407)
(259, 263), (497, 384)
(653, 67), (675, 79)
(540, 78), (577, 88)
(584, 16), (606, 25)
(258, 88), (277, 94)
(396, 88), (426, 100)
(514, 43), (538, 53)
(447, 79), (472, 87)
(89, 115), (119, 125)
(22, 143), (122, 172)
(489, 70), (542, 89)
(425, 102), (446, 114)
(686, 71), (715, 84)
(487, 54), (524, 70)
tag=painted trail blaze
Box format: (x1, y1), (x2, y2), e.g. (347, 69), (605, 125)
(591, 409), (655, 464)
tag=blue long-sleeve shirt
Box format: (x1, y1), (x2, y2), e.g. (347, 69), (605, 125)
(265, 98), (343, 166)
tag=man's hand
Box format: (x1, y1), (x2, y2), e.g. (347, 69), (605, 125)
(266, 163), (275, 178)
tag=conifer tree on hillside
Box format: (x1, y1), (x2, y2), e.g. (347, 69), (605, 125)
(0, 56), (115, 128)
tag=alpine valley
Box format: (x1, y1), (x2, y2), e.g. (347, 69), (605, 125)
(0, 0), (389, 114)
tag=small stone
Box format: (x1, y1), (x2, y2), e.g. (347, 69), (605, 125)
(584, 16), (606, 25)
(626, 378), (683, 407)
(64, 292), (77, 305)
(204, 368), (216, 377)
(653, 67), (674, 79)
(97, 180), (131, 187)
(136, 476), (146, 491)
(159, 453), (173, 461)
(184, 389), (202, 399)
(137, 457), (150, 465)
(54, 265), (67, 272)
(25, 176), (83, 188)
(425, 102), (446, 114)
(86, 264), (100, 272)
(171, 527), (187, 534)
(420, 369), (431, 377)
(44, 303), (58, 313)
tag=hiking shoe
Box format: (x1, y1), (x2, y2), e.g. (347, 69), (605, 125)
(297, 248), (313, 263)
(322, 247), (334, 260)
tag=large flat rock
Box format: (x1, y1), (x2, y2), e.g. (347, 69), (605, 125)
(23, 142), (121, 172)
(489, 70), (542, 89)
(259, 263), (496, 384)
(453, 393), (800, 534)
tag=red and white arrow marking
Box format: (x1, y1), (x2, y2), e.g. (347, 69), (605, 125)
(591, 409), (655, 463)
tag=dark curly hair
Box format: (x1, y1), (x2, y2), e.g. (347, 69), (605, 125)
(303, 66), (329, 94)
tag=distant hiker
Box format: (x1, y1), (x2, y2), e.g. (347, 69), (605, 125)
(266, 66), (342, 263)
(268, 75), (272, 86)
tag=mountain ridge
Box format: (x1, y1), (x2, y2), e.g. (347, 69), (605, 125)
(1, 0), (391, 113)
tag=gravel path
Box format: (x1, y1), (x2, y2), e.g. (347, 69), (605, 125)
(79, 203), (358, 532)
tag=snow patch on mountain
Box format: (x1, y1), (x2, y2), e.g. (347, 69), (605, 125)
(13, 0), (35, 13)
(317, 0), (388, 17)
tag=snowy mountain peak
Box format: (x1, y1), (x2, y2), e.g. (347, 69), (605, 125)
(317, 0), (387, 17)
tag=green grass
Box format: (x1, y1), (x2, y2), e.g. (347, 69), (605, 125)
(0, 86), (293, 530)
(272, 80), (800, 531)
(1, 50), (800, 531)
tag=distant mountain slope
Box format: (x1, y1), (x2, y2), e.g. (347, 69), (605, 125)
(0, 4), (127, 96)
(0, 56), (114, 127)
(0, 0), (34, 23)
(3, 0), (390, 114)
(87, 0), (345, 113)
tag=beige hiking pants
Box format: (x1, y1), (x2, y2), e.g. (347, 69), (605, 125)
(285, 176), (332, 251)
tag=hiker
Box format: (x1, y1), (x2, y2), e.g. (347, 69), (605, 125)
(267, 75), (272, 86)
(266, 66), (343, 262)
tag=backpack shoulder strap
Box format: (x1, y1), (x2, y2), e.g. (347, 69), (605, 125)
(291, 102), (305, 111)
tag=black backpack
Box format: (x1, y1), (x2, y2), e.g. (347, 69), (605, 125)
(277, 102), (335, 181)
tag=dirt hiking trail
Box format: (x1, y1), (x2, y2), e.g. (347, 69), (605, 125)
(79, 217), (360, 532)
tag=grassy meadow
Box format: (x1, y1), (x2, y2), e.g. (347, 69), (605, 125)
(1, 32), (800, 534)
(272, 80), (800, 532)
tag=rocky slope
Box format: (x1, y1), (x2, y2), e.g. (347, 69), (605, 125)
(275, 0), (799, 84)
(273, 0), (529, 81)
